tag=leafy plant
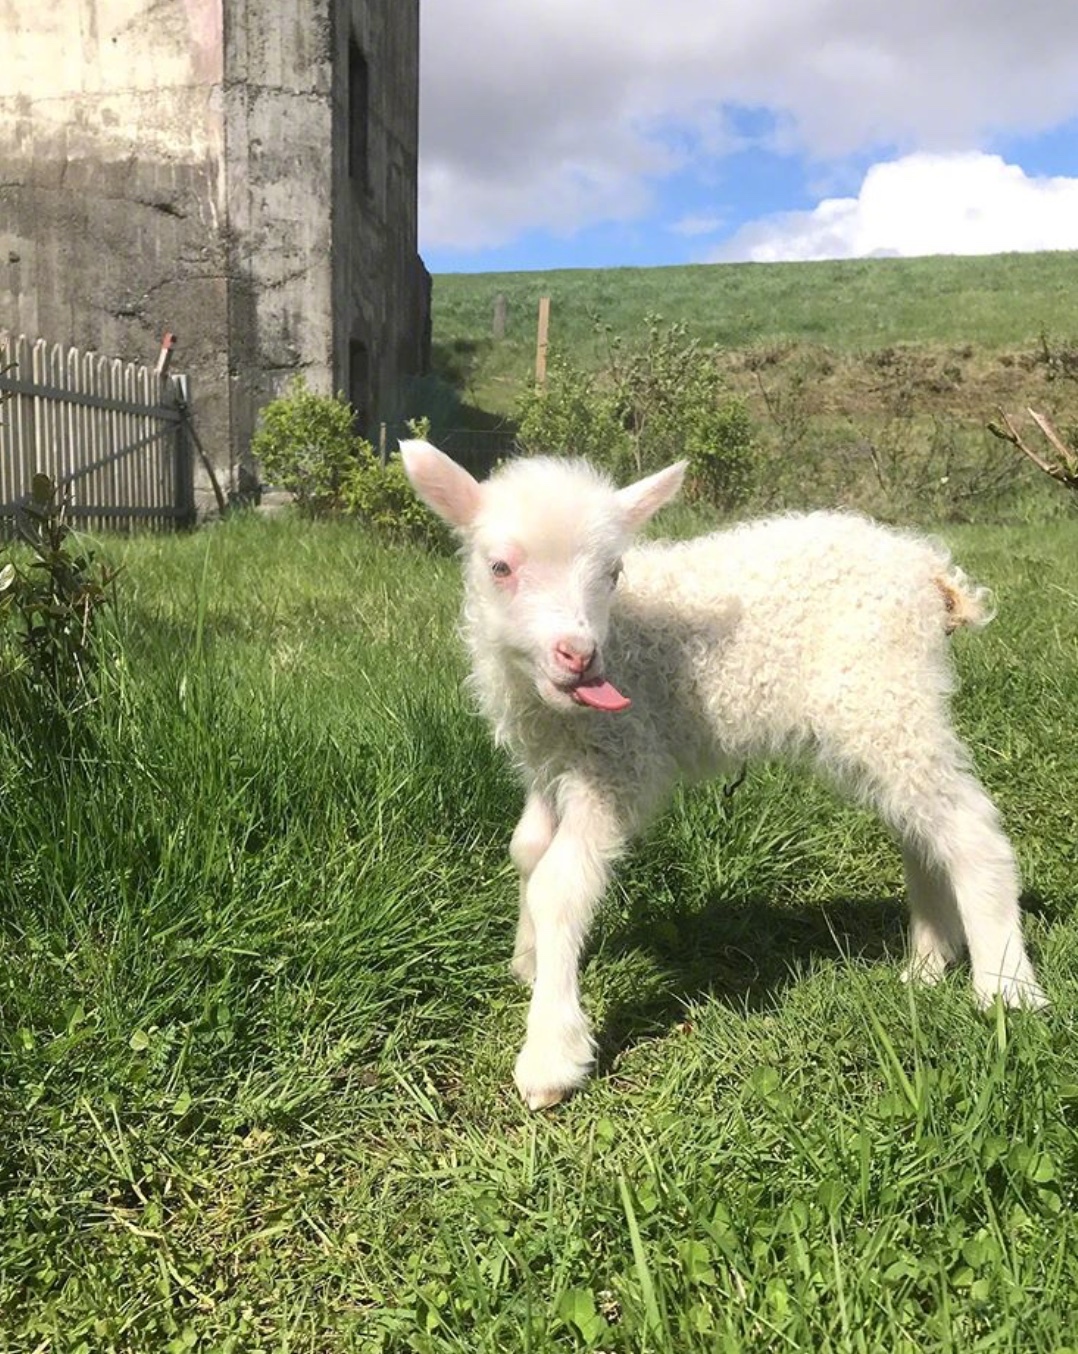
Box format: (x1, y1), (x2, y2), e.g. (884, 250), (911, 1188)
(341, 439), (454, 554)
(516, 351), (631, 470)
(0, 473), (119, 712)
(1035, 329), (1078, 388)
(517, 317), (757, 509)
(250, 377), (364, 517)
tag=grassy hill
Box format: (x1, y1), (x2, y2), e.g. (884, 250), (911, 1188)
(432, 251), (1078, 412)
(432, 251), (1074, 389)
(430, 251), (1078, 524)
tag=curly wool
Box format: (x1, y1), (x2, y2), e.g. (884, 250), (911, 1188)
(472, 507), (990, 815)
(402, 442), (1046, 1110)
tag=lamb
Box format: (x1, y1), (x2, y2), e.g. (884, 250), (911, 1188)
(401, 439), (1047, 1110)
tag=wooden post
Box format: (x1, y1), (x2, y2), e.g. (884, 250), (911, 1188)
(155, 331), (176, 379)
(535, 295), (551, 387)
(492, 292), (507, 340)
(378, 421), (387, 467)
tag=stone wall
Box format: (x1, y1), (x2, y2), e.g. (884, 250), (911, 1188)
(0, 0), (233, 507)
(0, 0), (427, 509)
(222, 0), (335, 468)
(331, 0), (426, 435)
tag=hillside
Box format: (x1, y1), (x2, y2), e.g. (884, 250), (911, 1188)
(431, 250), (1077, 417)
(428, 251), (1078, 524)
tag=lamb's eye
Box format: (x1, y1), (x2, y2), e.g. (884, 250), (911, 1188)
(491, 560), (512, 579)
(610, 562), (623, 587)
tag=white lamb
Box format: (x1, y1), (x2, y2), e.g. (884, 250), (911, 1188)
(401, 439), (1047, 1110)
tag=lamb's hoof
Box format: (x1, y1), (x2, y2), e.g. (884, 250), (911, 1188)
(522, 1084), (570, 1111)
(900, 952), (950, 987)
(513, 1030), (594, 1111)
(973, 973), (1049, 1012)
(510, 948), (536, 987)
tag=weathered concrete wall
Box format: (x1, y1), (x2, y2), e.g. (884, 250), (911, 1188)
(0, 0), (233, 508)
(222, 0), (336, 464)
(220, 0), (428, 449)
(1, 0), (427, 505)
(332, 0), (427, 437)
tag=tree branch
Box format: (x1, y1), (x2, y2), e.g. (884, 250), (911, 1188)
(987, 407), (1078, 491)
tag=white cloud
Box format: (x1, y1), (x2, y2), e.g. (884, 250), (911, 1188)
(419, 0), (1078, 254)
(712, 153), (1078, 262)
(670, 214), (726, 238)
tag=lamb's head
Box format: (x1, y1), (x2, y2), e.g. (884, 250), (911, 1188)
(401, 439), (685, 713)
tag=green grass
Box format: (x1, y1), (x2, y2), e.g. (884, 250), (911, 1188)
(429, 252), (1078, 527)
(432, 250), (1078, 413)
(1, 512), (1077, 1350)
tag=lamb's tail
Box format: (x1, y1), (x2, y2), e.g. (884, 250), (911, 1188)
(934, 567), (994, 634)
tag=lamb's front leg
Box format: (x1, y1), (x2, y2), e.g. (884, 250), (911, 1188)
(508, 791), (556, 985)
(513, 795), (623, 1110)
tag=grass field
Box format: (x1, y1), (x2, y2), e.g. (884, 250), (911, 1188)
(1, 510), (1076, 1350)
(434, 250), (1076, 369)
(432, 251), (1078, 413)
(429, 251), (1078, 528)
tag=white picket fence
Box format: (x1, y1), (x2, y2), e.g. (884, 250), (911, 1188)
(0, 332), (194, 531)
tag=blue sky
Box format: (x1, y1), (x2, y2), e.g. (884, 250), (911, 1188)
(418, 1), (1078, 275)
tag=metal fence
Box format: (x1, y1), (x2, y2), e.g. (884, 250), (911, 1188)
(377, 423), (518, 481)
(435, 427), (519, 479)
(0, 332), (194, 531)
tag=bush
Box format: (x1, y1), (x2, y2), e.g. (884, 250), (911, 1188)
(251, 383), (454, 547)
(516, 317), (757, 509)
(686, 399), (756, 508)
(251, 377), (363, 516)
(516, 354), (631, 472)
(0, 474), (118, 719)
(340, 447), (453, 553)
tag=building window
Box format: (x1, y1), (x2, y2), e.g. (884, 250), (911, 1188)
(348, 37), (370, 190)
(349, 339), (370, 431)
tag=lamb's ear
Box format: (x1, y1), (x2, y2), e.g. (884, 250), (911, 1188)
(400, 439), (482, 530)
(616, 460), (687, 531)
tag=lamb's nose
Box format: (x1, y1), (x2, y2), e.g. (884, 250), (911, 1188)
(554, 641), (595, 676)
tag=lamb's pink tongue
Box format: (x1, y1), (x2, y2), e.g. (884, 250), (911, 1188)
(570, 678), (631, 712)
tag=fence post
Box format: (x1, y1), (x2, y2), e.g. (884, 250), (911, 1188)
(493, 292), (507, 340)
(535, 296), (551, 387)
(172, 374), (197, 526)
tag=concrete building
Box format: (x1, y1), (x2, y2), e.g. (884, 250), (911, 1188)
(0, 0), (429, 508)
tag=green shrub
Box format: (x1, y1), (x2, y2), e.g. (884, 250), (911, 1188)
(340, 446), (453, 553)
(251, 383), (455, 546)
(516, 317), (757, 509)
(251, 377), (363, 516)
(685, 398), (756, 508)
(516, 353), (631, 472)
(0, 473), (118, 718)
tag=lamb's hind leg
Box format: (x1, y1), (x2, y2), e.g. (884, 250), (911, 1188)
(874, 755), (1046, 1009)
(917, 774), (1047, 1009)
(900, 843), (966, 986)
(509, 791), (556, 986)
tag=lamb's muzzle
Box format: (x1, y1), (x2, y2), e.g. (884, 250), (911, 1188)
(553, 639), (593, 674)
(401, 438), (1047, 1111)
